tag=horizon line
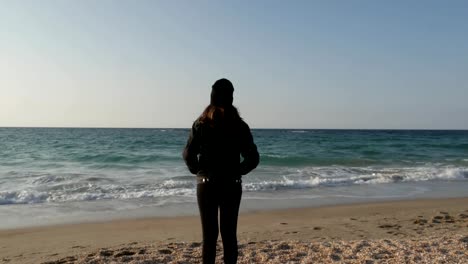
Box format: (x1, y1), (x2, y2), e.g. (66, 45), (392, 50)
(1, 126), (468, 131)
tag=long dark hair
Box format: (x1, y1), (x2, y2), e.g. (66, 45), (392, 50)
(199, 105), (242, 126)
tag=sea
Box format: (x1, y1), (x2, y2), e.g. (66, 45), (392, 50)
(1, 128), (467, 229)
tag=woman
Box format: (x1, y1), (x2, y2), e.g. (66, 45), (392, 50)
(183, 78), (259, 264)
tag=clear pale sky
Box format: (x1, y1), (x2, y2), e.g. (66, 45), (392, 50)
(1, 1), (467, 129)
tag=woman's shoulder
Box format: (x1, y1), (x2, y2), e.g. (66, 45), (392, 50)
(238, 119), (250, 130)
(192, 118), (212, 133)
(190, 118), (204, 134)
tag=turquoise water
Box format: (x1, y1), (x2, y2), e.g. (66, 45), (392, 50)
(1, 128), (467, 228)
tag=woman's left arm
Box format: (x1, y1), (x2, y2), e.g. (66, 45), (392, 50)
(183, 122), (201, 174)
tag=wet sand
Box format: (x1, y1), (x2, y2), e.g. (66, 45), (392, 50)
(1, 197), (467, 263)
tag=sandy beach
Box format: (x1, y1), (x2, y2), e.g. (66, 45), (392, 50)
(1, 197), (467, 263)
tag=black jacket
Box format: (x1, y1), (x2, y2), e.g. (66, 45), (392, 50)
(183, 118), (259, 180)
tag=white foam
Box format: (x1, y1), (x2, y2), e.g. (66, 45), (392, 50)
(0, 190), (49, 205)
(0, 182), (196, 205)
(263, 154), (288, 158)
(242, 166), (468, 191)
(1, 166), (466, 205)
(243, 176), (337, 191)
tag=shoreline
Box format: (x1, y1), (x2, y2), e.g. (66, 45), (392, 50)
(3, 180), (468, 231)
(1, 197), (467, 263)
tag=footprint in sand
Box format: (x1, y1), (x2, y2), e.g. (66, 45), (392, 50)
(71, 245), (86, 249)
(189, 242), (201, 248)
(330, 254), (341, 261)
(460, 236), (468, 244)
(99, 249), (114, 257)
(413, 219), (428, 225)
(158, 249), (172, 255)
(114, 250), (136, 257)
(432, 213), (457, 224)
(378, 224), (401, 229)
(63, 256), (77, 261)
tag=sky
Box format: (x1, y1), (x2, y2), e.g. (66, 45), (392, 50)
(1, 0), (467, 129)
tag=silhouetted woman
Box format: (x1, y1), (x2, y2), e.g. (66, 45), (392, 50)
(183, 78), (259, 264)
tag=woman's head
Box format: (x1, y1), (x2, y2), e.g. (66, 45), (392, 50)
(211, 78), (234, 107)
(200, 78), (241, 125)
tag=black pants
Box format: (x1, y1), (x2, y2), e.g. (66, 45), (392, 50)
(197, 180), (242, 264)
